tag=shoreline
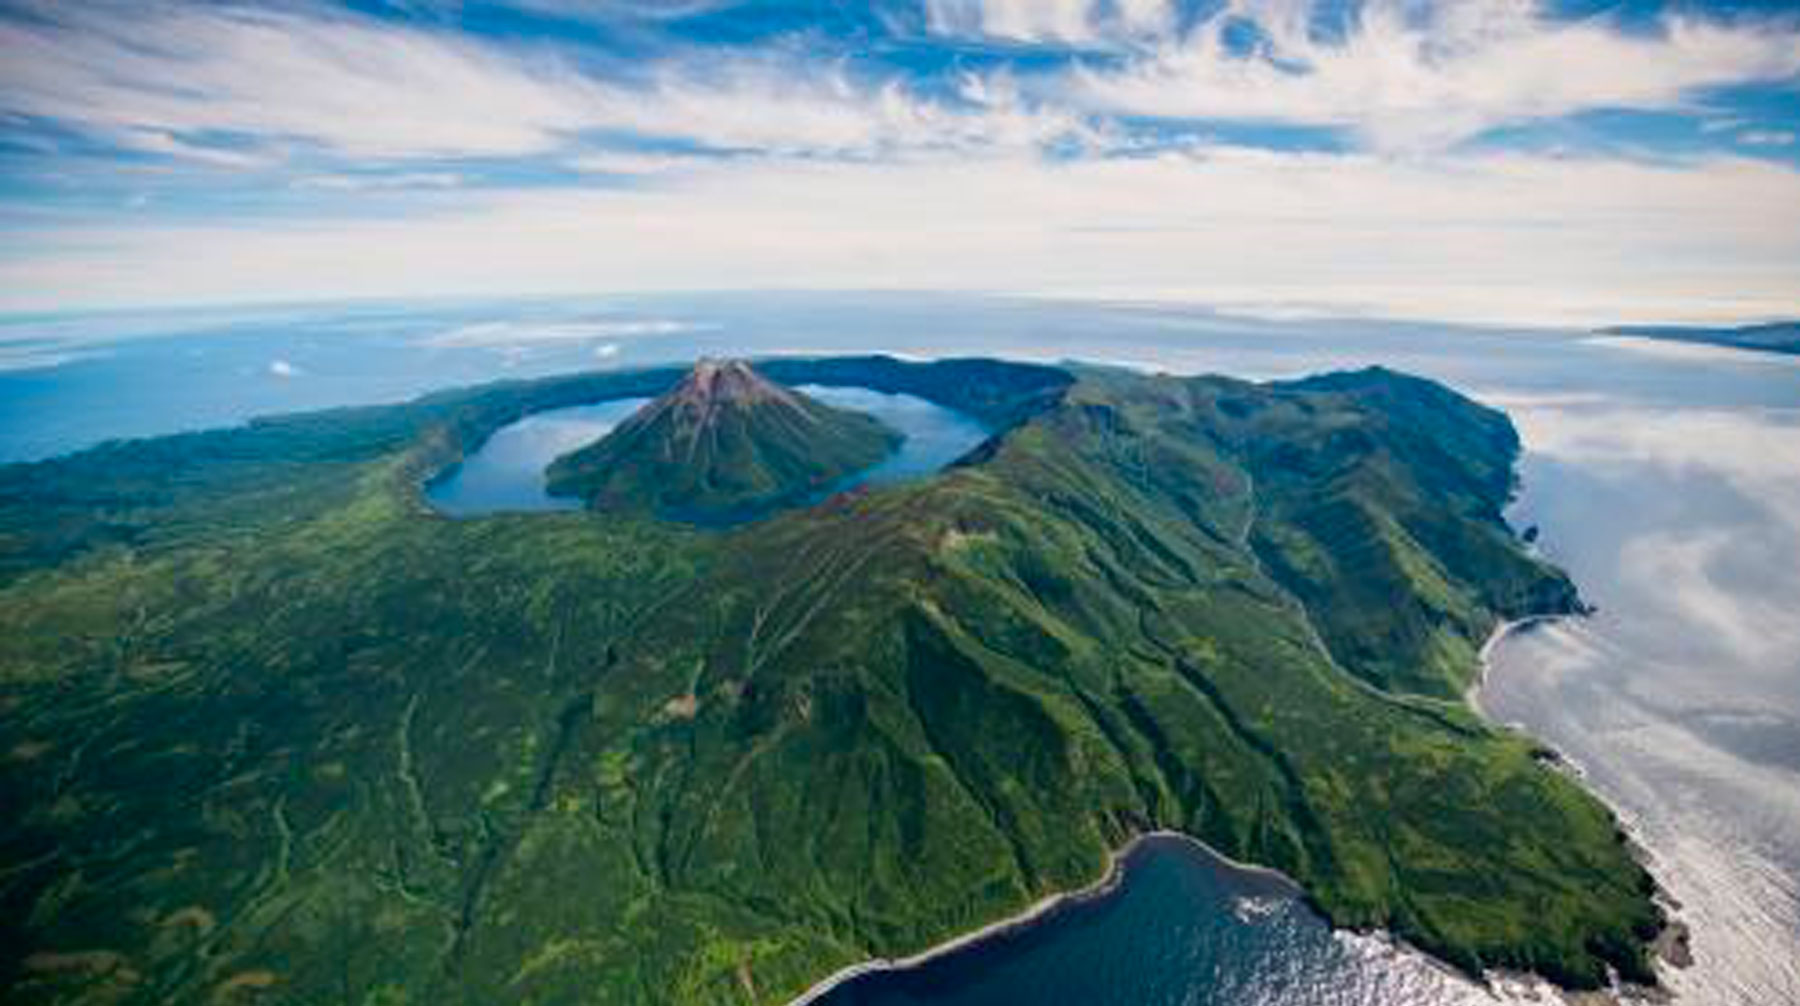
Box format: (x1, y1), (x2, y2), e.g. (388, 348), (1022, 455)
(783, 830), (1294, 1006)
(1469, 611), (1689, 1004)
(1465, 613), (1571, 717)
(787, 614), (1678, 1006)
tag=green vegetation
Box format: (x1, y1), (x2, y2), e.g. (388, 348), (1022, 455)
(546, 359), (902, 521)
(0, 356), (1661, 1005)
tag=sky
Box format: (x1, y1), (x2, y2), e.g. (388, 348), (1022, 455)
(1, 0), (1798, 326)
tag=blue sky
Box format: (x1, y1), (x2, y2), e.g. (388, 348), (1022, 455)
(1, 0), (1797, 324)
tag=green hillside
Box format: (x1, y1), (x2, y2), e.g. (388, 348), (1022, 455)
(0, 356), (1660, 1006)
(546, 359), (902, 521)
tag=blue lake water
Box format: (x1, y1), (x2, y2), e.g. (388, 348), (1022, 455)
(799, 386), (990, 489)
(4, 291), (1797, 1004)
(422, 385), (989, 518)
(425, 399), (651, 516)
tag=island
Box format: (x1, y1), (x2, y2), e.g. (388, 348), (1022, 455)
(0, 355), (1662, 1005)
(1598, 319), (1800, 356)
(547, 358), (903, 521)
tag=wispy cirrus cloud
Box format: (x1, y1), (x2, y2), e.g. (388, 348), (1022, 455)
(0, 3), (603, 160)
(4, 1), (1795, 166)
(1061, 0), (1800, 152)
(923, 0), (1170, 46)
(0, 2), (1078, 166)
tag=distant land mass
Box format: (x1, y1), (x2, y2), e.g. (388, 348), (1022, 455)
(1599, 319), (1800, 356)
(547, 358), (902, 521)
(0, 355), (1662, 1005)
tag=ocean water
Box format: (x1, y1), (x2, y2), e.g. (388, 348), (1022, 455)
(813, 836), (1537, 1006)
(3, 292), (1796, 1004)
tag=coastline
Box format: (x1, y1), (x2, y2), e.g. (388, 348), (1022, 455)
(782, 830), (1297, 1006)
(785, 617), (1679, 1006)
(788, 619), (1688, 1006)
(1468, 612), (1689, 1004)
(1465, 613), (1569, 717)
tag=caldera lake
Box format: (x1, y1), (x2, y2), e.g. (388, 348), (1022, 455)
(424, 384), (991, 518)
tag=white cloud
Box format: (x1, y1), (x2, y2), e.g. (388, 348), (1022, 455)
(6, 145), (1799, 326)
(1507, 399), (1800, 670)
(268, 358), (301, 378)
(926, 0), (1097, 44)
(1510, 403), (1800, 539)
(119, 129), (271, 168)
(293, 172), (465, 191)
(1067, 0), (1800, 152)
(0, 4), (1081, 164)
(569, 152), (698, 175)
(1739, 129), (1797, 148)
(0, 343), (101, 373)
(583, 61), (1084, 158)
(1113, 0), (1174, 36)
(4, 1), (1791, 170)
(480, 0), (741, 21)
(924, 0), (1173, 45)
(0, 5), (606, 160)
(1619, 528), (1800, 667)
(424, 319), (707, 347)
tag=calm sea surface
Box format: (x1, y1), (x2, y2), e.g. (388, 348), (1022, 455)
(3, 293), (1796, 1004)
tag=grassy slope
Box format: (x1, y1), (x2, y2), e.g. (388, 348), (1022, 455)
(0, 358), (1658, 1006)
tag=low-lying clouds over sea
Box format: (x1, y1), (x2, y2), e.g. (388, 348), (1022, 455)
(1480, 385), (1800, 1004)
(421, 318), (712, 349)
(1502, 397), (1800, 672)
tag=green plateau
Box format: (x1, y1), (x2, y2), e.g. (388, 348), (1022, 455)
(0, 355), (1662, 1006)
(546, 359), (902, 520)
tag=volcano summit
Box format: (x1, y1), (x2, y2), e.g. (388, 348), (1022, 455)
(547, 358), (902, 521)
